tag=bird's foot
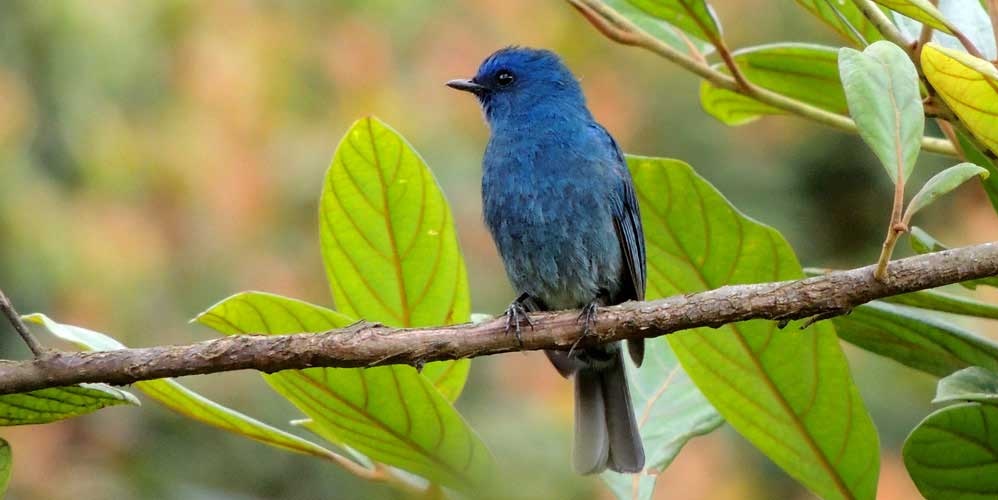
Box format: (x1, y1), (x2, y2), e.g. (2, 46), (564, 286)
(504, 294), (534, 349)
(569, 301), (599, 357)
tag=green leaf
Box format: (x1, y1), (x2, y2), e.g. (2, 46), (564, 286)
(872, 0), (953, 32)
(832, 302), (998, 377)
(23, 313), (342, 462)
(626, 0), (721, 43)
(603, 0), (714, 55)
(0, 384), (137, 426)
(0, 439), (9, 497)
(794, 0), (885, 45)
(601, 340), (723, 499)
(700, 43), (845, 126)
(883, 289), (998, 319)
(922, 43), (998, 155)
(934, 366), (998, 404)
(196, 292), (492, 489)
(909, 226), (998, 289)
(956, 129), (998, 213)
(630, 156), (879, 500)
(905, 162), (989, 218)
(319, 116), (470, 396)
(839, 41), (924, 184)
(904, 403), (998, 499)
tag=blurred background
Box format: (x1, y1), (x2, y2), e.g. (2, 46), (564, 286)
(1, 1), (996, 498)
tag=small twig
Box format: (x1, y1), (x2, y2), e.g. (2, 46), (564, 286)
(570, 0), (957, 156)
(850, 0), (912, 54)
(916, 1), (936, 54)
(935, 118), (967, 160)
(715, 39), (751, 91)
(672, 25), (708, 65)
(0, 289), (45, 357)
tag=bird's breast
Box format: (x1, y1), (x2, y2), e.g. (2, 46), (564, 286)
(482, 164), (623, 310)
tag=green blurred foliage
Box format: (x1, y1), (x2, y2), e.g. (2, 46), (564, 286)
(1, 0), (997, 499)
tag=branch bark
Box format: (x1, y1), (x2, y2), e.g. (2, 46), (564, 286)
(1, 242), (997, 395)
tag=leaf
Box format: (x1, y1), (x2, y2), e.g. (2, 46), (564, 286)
(23, 314), (342, 462)
(883, 289), (998, 319)
(909, 226), (998, 289)
(319, 116), (470, 396)
(794, 0), (885, 45)
(196, 292), (492, 489)
(903, 403), (998, 499)
(0, 384), (137, 426)
(832, 302), (998, 377)
(893, 0), (998, 60)
(630, 156), (879, 500)
(601, 340), (723, 499)
(839, 41), (924, 184)
(955, 129), (998, 213)
(922, 43), (998, 155)
(934, 366), (998, 404)
(905, 162), (989, 218)
(603, 0), (714, 55)
(0, 439), (9, 497)
(700, 43), (845, 126)
(872, 0), (953, 32)
(626, 0), (721, 43)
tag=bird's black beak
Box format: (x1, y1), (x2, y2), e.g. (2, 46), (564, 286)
(446, 78), (486, 94)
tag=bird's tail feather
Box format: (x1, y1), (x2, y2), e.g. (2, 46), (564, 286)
(572, 350), (645, 474)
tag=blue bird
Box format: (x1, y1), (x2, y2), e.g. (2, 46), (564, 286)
(448, 47), (646, 474)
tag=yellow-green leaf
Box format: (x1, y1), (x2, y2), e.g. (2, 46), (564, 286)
(24, 313), (342, 463)
(872, 0), (953, 32)
(905, 162), (989, 218)
(794, 0), (885, 45)
(700, 43), (845, 126)
(320, 116), (470, 397)
(0, 384), (138, 426)
(631, 156), (879, 500)
(922, 43), (998, 155)
(196, 292), (492, 490)
(0, 439), (10, 497)
(626, 0), (721, 43)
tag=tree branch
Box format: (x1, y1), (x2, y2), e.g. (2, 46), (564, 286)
(1, 242), (996, 395)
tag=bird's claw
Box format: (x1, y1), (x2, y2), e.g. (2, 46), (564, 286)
(569, 301), (600, 357)
(504, 300), (534, 349)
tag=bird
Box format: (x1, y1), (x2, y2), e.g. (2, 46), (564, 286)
(447, 47), (646, 474)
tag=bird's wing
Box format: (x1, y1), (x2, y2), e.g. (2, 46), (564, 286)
(595, 124), (647, 365)
(595, 124), (645, 304)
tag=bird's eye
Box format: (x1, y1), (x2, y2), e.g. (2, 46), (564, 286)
(496, 70), (515, 87)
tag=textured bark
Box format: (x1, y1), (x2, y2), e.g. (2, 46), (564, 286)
(1, 242), (997, 395)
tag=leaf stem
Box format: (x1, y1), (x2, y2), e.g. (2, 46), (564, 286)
(850, 0), (911, 53)
(0, 289), (45, 357)
(916, 0), (936, 53)
(876, 174), (907, 281)
(990, 0), (998, 62)
(569, 0), (957, 156)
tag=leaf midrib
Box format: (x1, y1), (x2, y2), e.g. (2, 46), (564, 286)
(636, 162), (858, 499)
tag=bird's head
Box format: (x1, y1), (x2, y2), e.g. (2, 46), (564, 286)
(447, 47), (588, 126)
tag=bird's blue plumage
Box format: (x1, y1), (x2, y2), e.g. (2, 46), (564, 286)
(449, 47), (646, 474)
